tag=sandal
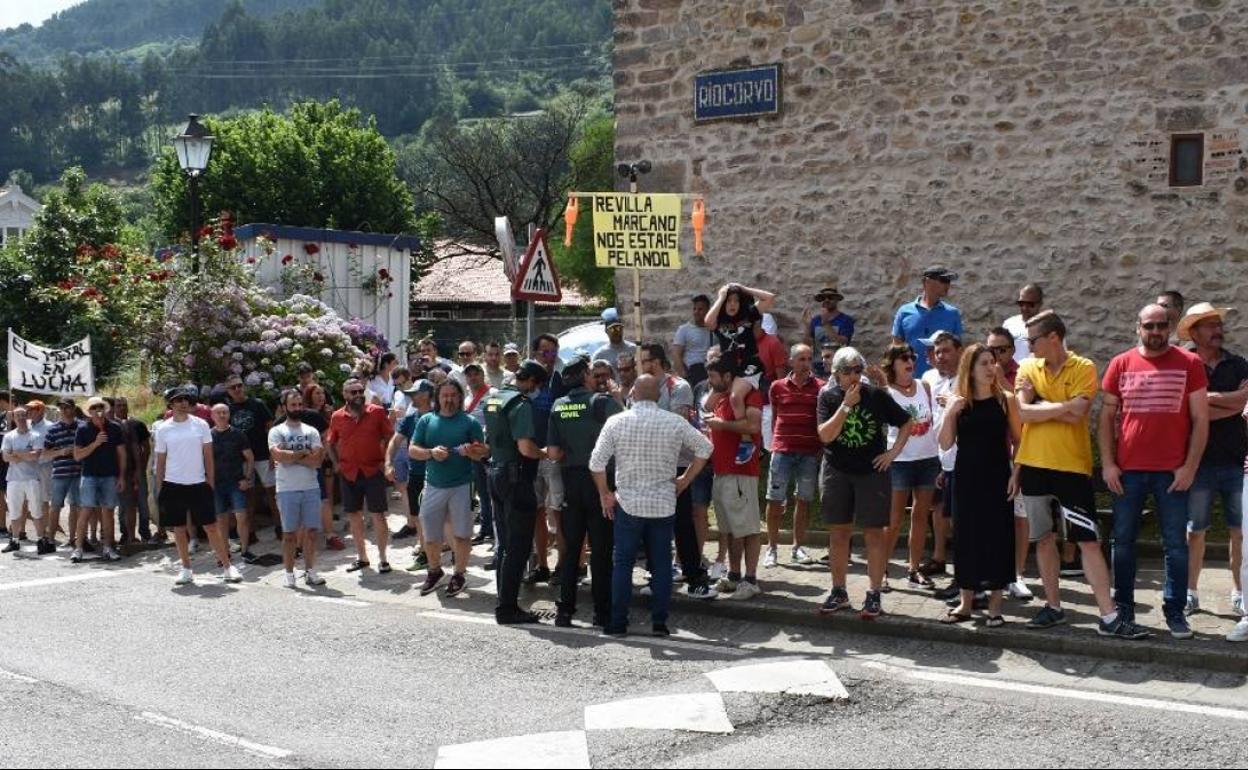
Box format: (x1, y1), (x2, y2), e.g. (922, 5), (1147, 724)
(346, 560), (370, 573)
(940, 610), (974, 625)
(986, 615), (1006, 628)
(378, 562), (393, 574)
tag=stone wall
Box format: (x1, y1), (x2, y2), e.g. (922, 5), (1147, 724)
(612, 0), (1248, 366)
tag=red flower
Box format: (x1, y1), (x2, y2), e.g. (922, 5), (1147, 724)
(217, 234), (238, 251)
(303, 243), (320, 255)
(101, 244), (121, 259)
(109, 276), (120, 285)
(82, 286), (101, 300)
(246, 257), (257, 264)
(281, 254), (294, 265)
(56, 279), (76, 291)
(198, 226), (214, 239)
(378, 268), (390, 281)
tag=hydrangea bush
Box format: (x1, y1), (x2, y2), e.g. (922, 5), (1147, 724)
(144, 218), (380, 397)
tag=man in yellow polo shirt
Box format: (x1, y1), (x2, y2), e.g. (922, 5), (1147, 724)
(1013, 310), (1150, 639)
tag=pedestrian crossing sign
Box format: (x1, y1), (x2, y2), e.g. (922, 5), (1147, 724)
(511, 228), (562, 303)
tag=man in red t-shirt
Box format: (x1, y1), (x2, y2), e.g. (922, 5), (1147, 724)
(704, 358), (765, 600)
(764, 343), (824, 568)
(1098, 303), (1209, 639)
(327, 377), (396, 573)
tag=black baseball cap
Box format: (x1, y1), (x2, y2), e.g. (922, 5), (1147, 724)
(561, 354), (591, 386)
(516, 360), (548, 382)
(922, 265), (958, 281)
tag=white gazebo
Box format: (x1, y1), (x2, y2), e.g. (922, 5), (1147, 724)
(0, 185), (41, 246)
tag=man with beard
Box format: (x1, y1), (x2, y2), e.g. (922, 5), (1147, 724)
(1099, 304), (1208, 639)
(328, 378), (396, 574)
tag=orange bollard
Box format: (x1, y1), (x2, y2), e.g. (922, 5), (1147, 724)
(691, 199), (707, 255)
(563, 196), (579, 247)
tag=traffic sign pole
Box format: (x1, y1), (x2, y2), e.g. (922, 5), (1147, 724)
(526, 223), (536, 356)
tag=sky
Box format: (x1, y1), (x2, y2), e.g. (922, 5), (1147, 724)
(0, 0), (82, 32)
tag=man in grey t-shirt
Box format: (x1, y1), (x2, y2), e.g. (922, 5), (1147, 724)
(591, 308), (638, 373)
(269, 390), (326, 588)
(2, 407), (44, 554)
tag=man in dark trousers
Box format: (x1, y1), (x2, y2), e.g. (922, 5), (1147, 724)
(547, 356), (622, 628)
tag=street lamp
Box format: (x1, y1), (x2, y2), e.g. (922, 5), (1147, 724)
(615, 160), (651, 342)
(172, 114), (214, 273)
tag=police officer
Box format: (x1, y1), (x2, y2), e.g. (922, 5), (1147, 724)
(547, 355), (623, 627)
(484, 360), (549, 625)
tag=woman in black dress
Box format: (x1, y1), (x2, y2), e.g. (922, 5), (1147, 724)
(938, 343), (1022, 626)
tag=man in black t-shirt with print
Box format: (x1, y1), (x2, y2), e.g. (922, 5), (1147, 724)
(225, 375), (278, 533)
(815, 347), (913, 621)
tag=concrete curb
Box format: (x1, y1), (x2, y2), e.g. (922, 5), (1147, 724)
(645, 591), (1248, 675)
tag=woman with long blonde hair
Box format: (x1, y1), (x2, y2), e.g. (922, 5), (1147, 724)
(937, 344), (1023, 626)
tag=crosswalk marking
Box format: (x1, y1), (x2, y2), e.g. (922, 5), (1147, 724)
(0, 568), (146, 592)
(434, 730), (590, 769)
(135, 711), (293, 760)
(584, 692), (734, 734)
(706, 659), (849, 700)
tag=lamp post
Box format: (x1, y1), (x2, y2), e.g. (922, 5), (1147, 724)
(616, 160), (651, 343)
(172, 114), (214, 273)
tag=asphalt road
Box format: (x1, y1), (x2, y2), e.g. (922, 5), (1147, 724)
(0, 538), (1245, 768)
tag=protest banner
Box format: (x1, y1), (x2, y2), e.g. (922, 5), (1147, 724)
(6, 330), (96, 396)
(592, 193), (683, 269)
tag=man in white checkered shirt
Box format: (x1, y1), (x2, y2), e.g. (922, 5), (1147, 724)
(590, 375), (712, 638)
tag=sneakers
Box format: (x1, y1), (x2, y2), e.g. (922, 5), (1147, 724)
(1026, 605), (1067, 629)
(1233, 592), (1245, 617)
(241, 550), (258, 564)
(36, 538), (56, 556)
(554, 613), (574, 628)
(1, 539), (18, 553)
(708, 561), (728, 582)
(791, 546), (815, 565)
(1097, 615), (1152, 640)
(407, 551), (429, 572)
(101, 547), (122, 562)
(304, 570), (326, 587)
(734, 438), (756, 465)
(763, 546), (778, 569)
(730, 580), (761, 601)
(1184, 592), (1200, 617)
(1228, 618), (1248, 643)
(176, 568), (195, 586)
(686, 582), (718, 600)
(325, 534), (346, 551)
(652, 623), (671, 637)
(907, 570), (935, 589)
(1059, 559), (1084, 578)
(392, 524), (418, 540)
(1166, 614), (1195, 640)
(918, 558), (947, 577)
(446, 572), (467, 597)
(496, 609), (541, 625)
(715, 577), (738, 595)
(70, 549), (84, 563)
(420, 568), (447, 596)
(523, 566), (551, 585)
(283, 571), (298, 589)
(222, 564), (243, 584)
(1007, 581), (1034, 602)
(860, 590), (883, 620)
(819, 587), (851, 614)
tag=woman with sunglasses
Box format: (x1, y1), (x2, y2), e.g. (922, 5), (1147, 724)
(875, 344), (941, 591)
(939, 344), (1023, 627)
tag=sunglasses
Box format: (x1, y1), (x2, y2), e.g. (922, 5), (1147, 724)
(987, 345), (1011, 355)
(1017, 300), (1038, 307)
(345, 389), (365, 396)
(457, 351), (473, 358)
(1026, 335), (1045, 347)
(1141, 321), (1170, 331)
(896, 353), (915, 362)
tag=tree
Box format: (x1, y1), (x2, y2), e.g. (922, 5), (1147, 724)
(149, 100), (416, 240)
(551, 113), (615, 300)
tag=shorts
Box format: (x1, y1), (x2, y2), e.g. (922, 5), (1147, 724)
(277, 488), (322, 531)
(38, 464), (53, 500)
(213, 482), (248, 516)
(766, 452), (819, 503)
(254, 461), (276, 489)
(712, 474), (762, 537)
(691, 465), (714, 506)
(535, 458), (565, 510)
(6, 480), (43, 523)
(1187, 464), (1244, 532)
(407, 475), (425, 517)
(419, 483), (474, 541)
(158, 481), (217, 528)
(761, 405), (774, 452)
(80, 476), (119, 509)
(51, 475), (82, 511)
(341, 470), (388, 514)
(821, 468), (890, 528)
(889, 456), (941, 492)
(1018, 465), (1100, 544)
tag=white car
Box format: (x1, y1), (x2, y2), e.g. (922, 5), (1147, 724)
(556, 321), (609, 364)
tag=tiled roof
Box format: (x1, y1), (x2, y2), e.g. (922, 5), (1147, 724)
(412, 247), (591, 306)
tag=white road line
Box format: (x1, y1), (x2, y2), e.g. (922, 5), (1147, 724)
(434, 730), (590, 769)
(0, 568), (145, 592)
(135, 712), (293, 760)
(0, 668), (39, 684)
(584, 692), (734, 734)
(706, 659), (849, 700)
(304, 595), (370, 608)
(421, 610), (497, 626)
(867, 663), (1248, 723)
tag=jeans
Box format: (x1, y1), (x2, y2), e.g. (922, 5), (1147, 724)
(489, 463), (537, 617)
(1187, 463), (1244, 531)
(610, 507), (676, 632)
(557, 467), (612, 620)
(1111, 470), (1190, 619)
(474, 461), (494, 538)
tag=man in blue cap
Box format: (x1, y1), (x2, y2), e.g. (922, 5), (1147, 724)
(892, 266), (964, 377)
(591, 308), (638, 374)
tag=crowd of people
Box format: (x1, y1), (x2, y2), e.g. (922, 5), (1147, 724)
(2, 272), (1246, 643)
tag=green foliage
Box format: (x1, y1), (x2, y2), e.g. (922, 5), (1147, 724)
(0, 167), (166, 384)
(551, 113), (615, 301)
(149, 100), (415, 239)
